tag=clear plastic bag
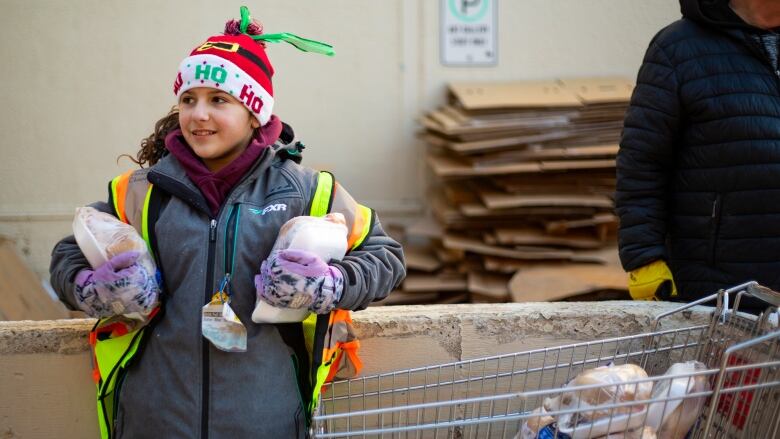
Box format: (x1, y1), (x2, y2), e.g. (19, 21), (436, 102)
(251, 213), (349, 323)
(646, 361), (709, 439)
(73, 207), (156, 274)
(544, 363), (653, 436)
(73, 206), (159, 320)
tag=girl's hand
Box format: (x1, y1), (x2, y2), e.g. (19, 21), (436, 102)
(74, 251), (160, 318)
(254, 249), (344, 314)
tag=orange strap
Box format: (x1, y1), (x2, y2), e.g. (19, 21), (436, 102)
(89, 331), (100, 383)
(323, 341), (363, 384)
(88, 308), (160, 384)
(112, 170), (133, 223)
(347, 209), (368, 249)
(89, 322), (130, 384)
(340, 340), (363, 375)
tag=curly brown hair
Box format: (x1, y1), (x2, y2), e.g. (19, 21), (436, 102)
(120, 106), (179, 167)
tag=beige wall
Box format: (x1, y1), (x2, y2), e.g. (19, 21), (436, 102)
(0, 0), (681, 278)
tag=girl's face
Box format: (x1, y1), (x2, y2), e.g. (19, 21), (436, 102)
(178, 87), (260, 172)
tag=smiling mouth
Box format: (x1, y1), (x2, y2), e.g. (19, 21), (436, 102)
(191, 129), (216, 136)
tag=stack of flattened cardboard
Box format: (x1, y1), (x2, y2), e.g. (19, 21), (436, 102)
(387, 78), (632, 305)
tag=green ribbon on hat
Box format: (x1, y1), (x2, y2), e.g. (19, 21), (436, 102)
(239, 6), (335, 57)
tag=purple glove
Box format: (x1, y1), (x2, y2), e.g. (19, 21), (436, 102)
(74, 251), (159, 318)
(254, 249), (344, 314)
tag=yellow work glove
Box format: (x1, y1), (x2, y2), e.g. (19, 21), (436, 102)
(628, 260), (678, 301)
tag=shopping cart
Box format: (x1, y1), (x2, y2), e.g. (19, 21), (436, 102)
(311, 281), (780, 438)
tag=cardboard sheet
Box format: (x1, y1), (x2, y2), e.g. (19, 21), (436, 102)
(447, 132), (573, 154)
(449, 81), (583, 110)
(403, 273), (468, 292)
(467, 144), (618, 165)
(558, 77), (635, 104)
(428, 153), (616, 178)
(405, 216), (444, 239)
(459, 202), (597, 219)
(467, 271), (511, 302)
(404, 245), (443, 272)
(509, 262), (628, 302)
(0, 237), (70, 320)
(509, 247), (628, 302)
(479, 191), (614, 210)
(443, 234), (606, 263)
(374, 291), (441, 306)
(493, 228), (604, 249)
(545, 213), (619, 234)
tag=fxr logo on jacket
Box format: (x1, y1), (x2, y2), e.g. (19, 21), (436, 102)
(249, 204), (287, 215)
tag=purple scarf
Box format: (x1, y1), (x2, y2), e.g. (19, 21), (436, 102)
(164, 115), (283, 216)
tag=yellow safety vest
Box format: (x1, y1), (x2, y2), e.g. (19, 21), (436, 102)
(90, 169), (369, 439)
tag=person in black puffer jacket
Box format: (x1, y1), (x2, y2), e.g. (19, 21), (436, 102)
(616, 0), (780, 311)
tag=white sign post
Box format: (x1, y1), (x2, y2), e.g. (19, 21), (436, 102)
(440, 0), (497, 66)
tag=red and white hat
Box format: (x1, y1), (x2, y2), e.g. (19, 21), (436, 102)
(174, 34), (275, 126)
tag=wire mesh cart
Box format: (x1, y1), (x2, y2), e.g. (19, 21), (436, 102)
(312, 282), (780, 438)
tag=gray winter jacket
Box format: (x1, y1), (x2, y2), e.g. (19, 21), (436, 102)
(50, 148), (406, 438)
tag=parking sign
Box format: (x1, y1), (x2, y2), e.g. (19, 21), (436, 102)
(441, 0), (497, 66)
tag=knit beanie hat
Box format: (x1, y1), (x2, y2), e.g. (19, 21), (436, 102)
(173, 6), (335, 126)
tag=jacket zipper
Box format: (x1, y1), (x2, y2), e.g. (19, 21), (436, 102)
(735, 30), (780, 87)
(202, 218), (217, 439)
(202, 206), (240, 439)
(709, 194), (723, 266)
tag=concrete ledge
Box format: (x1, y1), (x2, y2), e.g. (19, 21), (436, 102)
(0, 302), (712, 438)
(1, 302), (710, 358)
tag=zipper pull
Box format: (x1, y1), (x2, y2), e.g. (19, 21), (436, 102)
(217, 273), (231, 298)
(209, 219), (217, 242)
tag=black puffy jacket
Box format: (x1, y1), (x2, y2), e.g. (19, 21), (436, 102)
(616, 0), (780, 303)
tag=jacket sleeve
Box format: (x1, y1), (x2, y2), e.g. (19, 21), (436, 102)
(49, 200), (115, 310)
(615, 37), (681, 272)
(330, 215), (406, 311)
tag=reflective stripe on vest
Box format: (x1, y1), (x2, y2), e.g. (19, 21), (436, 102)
(308, 170), (373, 251)
(304, 171), (367, 413)
(110, 170), (133, 224)
(110, 170), (154, 251)
(90, 308), (158, 439)
(331, 182), (373, 250)
(93, 169), (157, 439)
(310, 170), (334, 217)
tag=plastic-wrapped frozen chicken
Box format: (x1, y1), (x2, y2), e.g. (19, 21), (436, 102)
(646, 361), (709, 439)
(72, 206), (159, 320)
(251, 213), (349, 323)
(73, 206), (156, 274)
(545, 364), (652, 425)
(544, 363), (653, 438)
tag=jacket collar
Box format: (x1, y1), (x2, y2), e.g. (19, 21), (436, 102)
(148, 145), (277, 218)
(681, 0), (752, 29)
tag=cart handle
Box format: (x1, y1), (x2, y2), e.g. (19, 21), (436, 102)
(650, 281), (780, 332)
(745, 283), (780, 307)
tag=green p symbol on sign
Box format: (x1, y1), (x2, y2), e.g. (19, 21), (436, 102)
(449, 0), (489, 22)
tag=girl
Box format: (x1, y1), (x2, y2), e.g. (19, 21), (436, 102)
(50, 7), (406, 438)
